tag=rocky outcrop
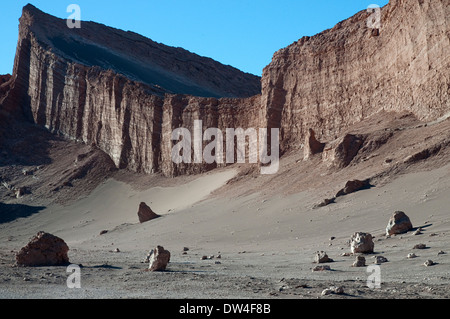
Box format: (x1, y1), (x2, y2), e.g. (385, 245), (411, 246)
(262, 0), (450, 154)
(15, 231), (69, 266)
(138, 202), (160, 223)
(1, 5), (262, 177)
(303, 128), (325, 160)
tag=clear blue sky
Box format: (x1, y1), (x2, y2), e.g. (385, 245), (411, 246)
(0, 0), (389, 76)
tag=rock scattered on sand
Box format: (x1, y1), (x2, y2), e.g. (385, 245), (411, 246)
(336, 179), (371, 197)
(352, 255), (366, 267)
(437, 250), (445, 255)
(15, 231), (69, 266)
(99, 230), (108, 235)
(413, 243), (427, 249)
(386, 211), (413, 236)
(321, 286), (344, 296)
(424, 260), (435, 267)
(350, 232), (374, 254)
(312, 265), (331, 272)
(313, 197), (335, 209)
(14, 186), (27, 198)
(373, 256), (388, 264)
(407, 253), (417, 259)
(148, 245), (170, 271)
(137, 202), (160, 223)
(413, 228), (423, 235)
(313, 251), (333, 263)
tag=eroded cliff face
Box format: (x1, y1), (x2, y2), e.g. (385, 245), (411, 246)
(1, 4), (263, 176)
(262, 0), (450, 153)
(2, 1), (449, 177)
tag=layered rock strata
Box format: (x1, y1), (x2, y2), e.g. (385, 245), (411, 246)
(1, 0), (449, 177)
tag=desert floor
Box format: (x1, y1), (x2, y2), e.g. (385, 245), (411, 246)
(1, 157), (449, 299)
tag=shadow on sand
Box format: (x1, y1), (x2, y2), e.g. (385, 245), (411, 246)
(0, 202), (46, 223)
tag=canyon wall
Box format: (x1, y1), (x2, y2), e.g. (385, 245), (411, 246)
(262, 0), (450, 153)
(2, 0), (449, 176)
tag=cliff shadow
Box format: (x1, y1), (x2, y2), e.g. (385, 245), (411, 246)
(0, 116), (58, 168)
(0, 202), (46, 223)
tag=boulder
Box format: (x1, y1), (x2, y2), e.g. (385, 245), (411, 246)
(148, 245), (171, 271)
(335, 179), (371, 197)
(15, 231), (69, 266)
(350, 232), (374, 254)
(138, 202), (160, 223)
(386, 211), (413, 236)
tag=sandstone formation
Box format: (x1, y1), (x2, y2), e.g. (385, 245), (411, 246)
(1, 0), (449, 178)
(1, 5), (261, 177)
(262, 0), (450, 154)
(350, 232), (374, 254)
(386, 211), (413, 236)
(137, 202), (160, 223)
(15, 231), (69, 266)
(303, 128), (325, 160)
(148, 245), (171, 271)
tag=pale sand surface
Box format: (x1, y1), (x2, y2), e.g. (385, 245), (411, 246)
(0, 163), (449, 299)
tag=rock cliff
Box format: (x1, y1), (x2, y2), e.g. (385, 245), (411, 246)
(1, 0), (449, 177)
(262, 0), (449, 153)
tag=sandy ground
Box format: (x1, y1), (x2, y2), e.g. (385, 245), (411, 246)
(1, 160), (449, 299)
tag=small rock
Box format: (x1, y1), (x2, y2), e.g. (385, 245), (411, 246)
(407, 253), (417, 259)
(321, 288), (333, 296)
(113, 248), (120, 253)
(312, 265), (331, 272)
(413, 243), (427, 249)
(313, 251), (333, 263)
(373, 256), (388, 264)
(437, 250), (445, 255)
(352, 255), (366, 267)
(183, 247), (189, 252)
(201, 255), (208, 260)
(341, 252), (352, 257)
(332, 286), (344, 294)
(321, 286), (344, 296)
(99, 230), (108, 235)
(424, 260), (435, 267)
(413, 228), (422, 235)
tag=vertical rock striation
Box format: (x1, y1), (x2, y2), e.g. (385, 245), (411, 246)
(2, 0), (449, 177)
(262, 0), (450, 153)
